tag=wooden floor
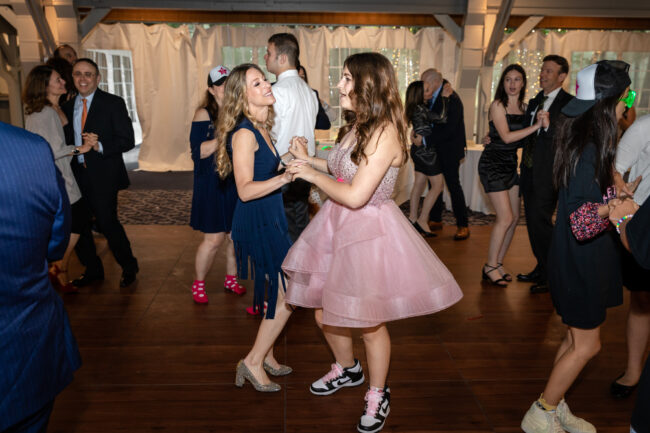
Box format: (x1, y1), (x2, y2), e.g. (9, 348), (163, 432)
(48, 224), (639, 433)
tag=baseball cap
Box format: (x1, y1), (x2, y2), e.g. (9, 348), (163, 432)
(561, 60), (631, 117)
(207, 65), (230, 87)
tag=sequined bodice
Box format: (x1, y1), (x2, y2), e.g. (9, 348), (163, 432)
(327, 142), (399, 206)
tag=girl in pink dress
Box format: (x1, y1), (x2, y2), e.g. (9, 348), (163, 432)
(283, 52), (463, 433)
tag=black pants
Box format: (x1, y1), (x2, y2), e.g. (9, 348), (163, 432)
(73, 166), (138, 275)
(520, 166), (557, 282)
(282, 179), (311, 243)
(429, 152), (468, 227)
(4, 400), (54, 433)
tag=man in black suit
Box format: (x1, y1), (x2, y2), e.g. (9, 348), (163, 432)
(63, 58), (139, 288)
(421, 68), (470, 240)
(517, 55), (573, 294)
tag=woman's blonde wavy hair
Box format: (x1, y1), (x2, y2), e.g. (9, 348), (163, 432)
(215, 63), (275, 179)
(336, 52), (409, 166)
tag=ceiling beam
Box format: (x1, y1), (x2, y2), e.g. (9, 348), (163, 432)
(433, 14), (462, 42)
(81, 7), (111, 37)
(24, 0), (57, 56)
(495, 15), (543, 62)
(484, 0), (515, 66)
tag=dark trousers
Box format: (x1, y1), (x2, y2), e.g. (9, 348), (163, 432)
(520, 166), (557, 281)
(429, 153), (468, 227)
(4, 400), (54, 433)
(282, 179), (311, 243)
(73, 165), (138, 275)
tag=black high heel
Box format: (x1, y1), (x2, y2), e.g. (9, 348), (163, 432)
(482, 264), (508, 286)
(497, 263), (512, 282)
(412, 221), (437, 238)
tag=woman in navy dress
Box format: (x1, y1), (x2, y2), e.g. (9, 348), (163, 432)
(521, 60), (631, 433)
(214, 64), (294, 392)
(189, 65), (245, 304)
(478, 64), (548, 286)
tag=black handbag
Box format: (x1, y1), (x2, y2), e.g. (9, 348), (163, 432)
(410, 143), (438, 170)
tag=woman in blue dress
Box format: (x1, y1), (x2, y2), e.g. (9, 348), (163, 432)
(189, 65), (246, 304)
(214, 64), (294, 392)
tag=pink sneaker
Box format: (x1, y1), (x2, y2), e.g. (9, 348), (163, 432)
(192, 280), (208, 304)
(224, 275), (246, 295)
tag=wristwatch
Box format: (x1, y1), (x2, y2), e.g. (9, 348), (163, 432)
(72, 148), (81, 155)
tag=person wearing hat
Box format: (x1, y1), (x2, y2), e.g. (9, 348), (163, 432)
(189, 65), (246, 304)
(521, 60), (633, 433)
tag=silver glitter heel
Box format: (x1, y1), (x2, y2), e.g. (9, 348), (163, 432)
(263, 360), (293, 376)
(235, 360), (281, 392)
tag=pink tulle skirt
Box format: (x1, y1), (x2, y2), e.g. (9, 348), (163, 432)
(282, 199), (463, 328)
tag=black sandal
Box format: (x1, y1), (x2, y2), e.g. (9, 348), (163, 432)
(482, 264), (508, 286)
(497, 263), (512, 282)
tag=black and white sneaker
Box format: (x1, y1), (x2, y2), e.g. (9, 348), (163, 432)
(310, 359), (365, 395)
(357, 386), (390, 433)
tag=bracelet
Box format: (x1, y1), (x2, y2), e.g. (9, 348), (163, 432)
(615, 214), (634, 234)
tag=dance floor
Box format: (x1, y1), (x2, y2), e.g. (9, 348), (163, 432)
(48, 224), (638, 433)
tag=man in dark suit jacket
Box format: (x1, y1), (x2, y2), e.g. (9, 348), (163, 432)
(0, 121), (81, 433)
(63, 58), (139, 288)
(421, 69), (469, 240)
(517, 55), (573, 294)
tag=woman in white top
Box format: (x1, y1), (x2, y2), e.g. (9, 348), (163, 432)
(23, 65), (93, 292)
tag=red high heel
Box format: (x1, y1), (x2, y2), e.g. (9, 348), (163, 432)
(224, 275), (246, 295)
(246, 301), (268, 316)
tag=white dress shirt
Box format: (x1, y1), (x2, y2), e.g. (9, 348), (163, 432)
(616, 114), (650, 204)
(531, 86), (561, 132)
(270, 69), (318, 156)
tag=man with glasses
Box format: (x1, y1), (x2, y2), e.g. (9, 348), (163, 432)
(63, 58), (139, 289)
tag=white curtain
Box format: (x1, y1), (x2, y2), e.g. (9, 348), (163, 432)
(84, 23), (457, 171)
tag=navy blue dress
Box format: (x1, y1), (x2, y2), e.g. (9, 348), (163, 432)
(189, 109), (237, 233)
(228, 117), (292, 319)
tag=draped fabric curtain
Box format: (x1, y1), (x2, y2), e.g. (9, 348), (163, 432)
(83, 23), (457, 172)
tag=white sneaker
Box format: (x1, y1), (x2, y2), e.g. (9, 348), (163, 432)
(556, 399), (596, 433)
(521, 402), (566, 433)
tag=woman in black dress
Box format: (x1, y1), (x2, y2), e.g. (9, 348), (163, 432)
(521, 60), (632, 433)
(478, 64), (547, 285)
(404, 80), (444, 237)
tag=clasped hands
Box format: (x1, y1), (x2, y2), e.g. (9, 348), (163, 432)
(82, 132), (100, 152)
(608, 175), (642, 225)
(281, 136), (315, 183)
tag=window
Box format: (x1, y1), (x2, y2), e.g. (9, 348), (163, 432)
(328, 48), (420, 135)
(568, 51), (618, 95)
(221, 47), (269, 77)
(86, 49), (142, 144)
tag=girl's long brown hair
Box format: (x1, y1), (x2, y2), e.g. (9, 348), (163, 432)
(336, 52), (408, 166)
(215, 64), (274, 179)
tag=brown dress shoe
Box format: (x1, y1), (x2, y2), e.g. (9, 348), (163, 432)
(454, 227), (470, 240)
(428, 221), (443, 231)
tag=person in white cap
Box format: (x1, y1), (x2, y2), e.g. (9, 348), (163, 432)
(521, 60), (633, 433)
(188, 65), (246, 304)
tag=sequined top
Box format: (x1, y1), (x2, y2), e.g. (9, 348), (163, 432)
(327, 134), (399, 207)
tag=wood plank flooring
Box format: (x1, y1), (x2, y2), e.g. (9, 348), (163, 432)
(47, 225), (639, 433)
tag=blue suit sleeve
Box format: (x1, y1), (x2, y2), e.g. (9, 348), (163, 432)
(47, 167), (71, 261)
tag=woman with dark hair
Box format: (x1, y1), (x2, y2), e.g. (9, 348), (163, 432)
(23, 64), (92, 291)
(189, 66), (246, 304)
(283, 52), (462, 433)
(521, 60), (632, 433)
(46, 57), (76, 104)
(404, 80), (444, 237)
(478, 64), (548, 286)
(214, 64), (294, 392)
